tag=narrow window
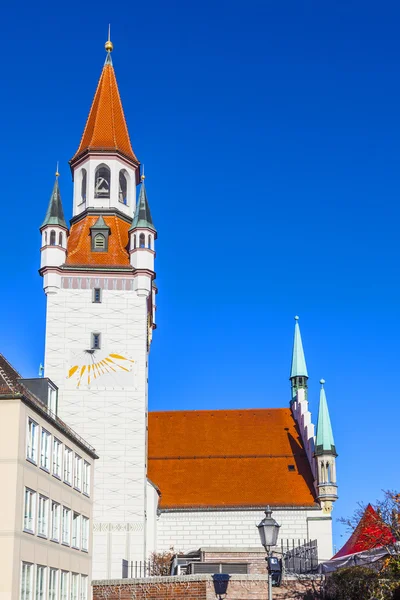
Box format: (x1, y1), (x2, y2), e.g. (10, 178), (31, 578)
(119, 170), (128, 204)
(52, 438), (62, 478)
(134, 234), (137, 249)
(83, 461), (90, 496)
(60, 572), (69, 600)
(81, 516), (89, 551)
(91, 333), (101, 350)
(35, 565), (46, 600)
(44, 231), (48, 245)
(51, 501), (61, 542)
(64, 447), (73, 485)
(81, 168), (87, 203)
(40, 429), (51, 471)
(49, 569), (58, 600)
(72, 512), (81, 549)
(74, 454), (82, 490)
(94, 233), (106, 250)
(58, 232), (63, 246)
(80, 575), (88, 600)
(71, 574), (79, 600)
(93, 288), (102, 303)
(23, 488), (36, 533)
(148, 235), (152, 249)
(50, 230), (56, 246)
(327, 462), (332, 483)
(37, 495), (49, 537)
(48, 384), (57, 414)
(20, 562), (34, 600)
(27, 418), (38, 463)
(94, 165), (110, 198)
(62, 507), (71, 545)
(139, 233), (145, 248)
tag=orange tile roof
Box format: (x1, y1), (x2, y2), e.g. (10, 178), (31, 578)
(66, 215), (130, 267)
(71, 58), (138, 163)
(148, 408), (317, 509)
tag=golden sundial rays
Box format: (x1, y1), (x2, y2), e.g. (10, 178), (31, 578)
(67, 353), (134, 388)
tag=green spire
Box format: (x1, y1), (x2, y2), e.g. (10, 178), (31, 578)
(290, 316), (308, 378)
(41, 176), (67, 229)
(129, 179), (156, 232)
(315, 380), (337, 456)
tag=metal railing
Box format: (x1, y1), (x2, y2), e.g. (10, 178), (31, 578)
(282, 539), (318, 574)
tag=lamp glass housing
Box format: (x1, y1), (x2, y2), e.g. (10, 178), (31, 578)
(257, 506), (281, 551)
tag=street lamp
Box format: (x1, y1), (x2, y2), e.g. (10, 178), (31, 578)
(257, 506), (281, 599)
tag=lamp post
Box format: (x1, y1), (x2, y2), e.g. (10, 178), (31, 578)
(257, 506), (281, 600)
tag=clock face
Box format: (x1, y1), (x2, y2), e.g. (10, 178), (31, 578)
(66, 349), (136, 389)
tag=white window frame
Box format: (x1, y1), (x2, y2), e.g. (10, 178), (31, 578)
(52, 438), (62, 479)
(64, 447), (73, 485)
(74, 454), (82, 491)
(51, 501), (61, 542)
(48, 569), (58, 600)
(80, 575), (88, 600)
(81, 516), (89, 552)
(26, 418), (39, 464)
(71, 573), (79, 600)
(35, 565), (46, 600)
(20, 562), (34, 600)
(23, 488), (36, 533)
(72, 512), (81, 549)
(40, 429), (51, 472)
(83, 461), (90, 496)
(37, 495), (49, 538)
(62, 506), (71, 545)
(48, 383), (57, 414)
(60, 572), (69, 600)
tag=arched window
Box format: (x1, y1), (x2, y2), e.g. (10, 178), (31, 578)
(81, 169), (87, 203)
(118, 170), (128, 205)
(50, 230), (56, 246)
(139, 233), (145, 248)
(134, 235), (137, 249)
(326, 462), (332, 483)
(58, 232), (63, 246)
(94, 165), (111, 198)
(44, 231), (48, 245)
(94, 234), (106, 250)
(148, 235), (152, 249)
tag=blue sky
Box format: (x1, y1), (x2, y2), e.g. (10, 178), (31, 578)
(2, 0), (400, 550)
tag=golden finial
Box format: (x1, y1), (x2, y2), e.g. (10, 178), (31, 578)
(55, 161), (60, 178)
(141, 164), (145, 181)
(105, 24), (113, 52)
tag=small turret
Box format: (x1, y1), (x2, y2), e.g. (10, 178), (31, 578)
(315, 379), (338, 514)
(290, 315), (308, 400)
(129, 176), (156, 296)
(40, 172), (68, 294)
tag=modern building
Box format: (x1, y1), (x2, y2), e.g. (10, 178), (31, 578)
(0, 354), (98, 600)
(39, 36), (338, 580)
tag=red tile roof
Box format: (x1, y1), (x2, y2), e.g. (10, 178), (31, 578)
(71, 59), (138, 164)
(66, 215), (130, 267)
(148, 408), (317, 509)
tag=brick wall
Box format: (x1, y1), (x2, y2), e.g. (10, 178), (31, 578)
(93, 574), (322, 600)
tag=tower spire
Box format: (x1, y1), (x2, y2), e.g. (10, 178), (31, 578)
(130, 176), (156, 232)
(41, 173), (67, 229)
(290, 316), (308, 399)
(314, 379), (338, 514)
(315, 379), (336, 455)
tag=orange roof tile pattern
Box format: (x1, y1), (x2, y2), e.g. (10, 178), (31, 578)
(148, 408), (317, 509)
(66, 215), (130, 267)
(72, 60), (138, 163)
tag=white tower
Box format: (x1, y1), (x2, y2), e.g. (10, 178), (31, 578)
(41, 38), (157, 579)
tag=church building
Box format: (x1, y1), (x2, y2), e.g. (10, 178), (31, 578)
(40, 37), (338, 580)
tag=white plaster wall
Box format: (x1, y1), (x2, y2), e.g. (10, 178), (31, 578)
(44, 283), (149, 579)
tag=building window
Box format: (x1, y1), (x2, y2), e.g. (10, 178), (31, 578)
(49, 569), (58, 600)
(27, 418), (38, 464)
(74, 454), (82, 490)
(94, 164), (110, 198)
(62, 507), (71, 545)
(81, 516), (89, 552)
(72, 512), (81, 549)
(83, 461), (90, 496)
(21, 562), (34, 600)
(37, 495), (49, 537)
(80, 576), (88, 600)
(94, 233), (106, 250)
(48, 384), (57, 414)
(44, 231), (48, 245)
(50, 230), (56, 245)
(58, 232), (63, 246)
(71, 574), (79, 600)
(52, 438), (62, 478)
(60, 572), (69, 600)
(35, 566), (46, 600)
(80, 168), (87, 203)
(148, 235), (152, 249)
(51, 501), (60, 542)
(133, 234), (137, 249)
(139, 233), (145, 248)
(40, 429), (51, 471)
(91, 333), (101, 350)
(93, 288), (102, 303)
(64, 447), (73, 485)
(23, 488), (36, 533)
(119, 170), (128, 204)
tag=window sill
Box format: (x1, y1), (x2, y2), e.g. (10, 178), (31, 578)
(72, 545), (80, 551)
(37, 533), (48, 540)
(82, 492), (90, 498)
(64, 480), (72, 487)
(81, 548), (89, 553)
(26, 457), (37, 467)
(73, 486), (82, 493)
(40, 466), (50, 474)
(52, 473), (61, 481)
(50, 538), (60, 544)
(23, 528), (35, 536)
(61, 542), (70, 547)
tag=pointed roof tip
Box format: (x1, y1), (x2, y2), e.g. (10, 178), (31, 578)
(290, 315), (308, 379)
(315, 381), (336, 455)
(41, 175), (67, 230)
(130, 179), (156, 233)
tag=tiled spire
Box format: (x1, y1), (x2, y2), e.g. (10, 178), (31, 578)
(130, 177), (156, 232)
(41, 175), (67, 229)
(315, 380), (336, 456)
(290, 316), (308, 378)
